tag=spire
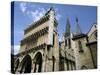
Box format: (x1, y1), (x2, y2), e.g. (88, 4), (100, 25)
(65, 18), (71, 37)
(76, 17), (82, 35)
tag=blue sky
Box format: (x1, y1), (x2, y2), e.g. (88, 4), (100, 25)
(12, 1), (97, 54)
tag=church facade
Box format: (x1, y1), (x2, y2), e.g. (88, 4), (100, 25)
(12, 8), (97, 73)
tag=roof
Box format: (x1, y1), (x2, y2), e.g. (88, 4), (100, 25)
(86, 41), (97, 46)
(24, 14), (50, 34)
(72, 33), (87, 40)
(24, 7), (58, 35)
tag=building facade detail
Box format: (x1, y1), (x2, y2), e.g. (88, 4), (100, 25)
(12, 8), (97, 74)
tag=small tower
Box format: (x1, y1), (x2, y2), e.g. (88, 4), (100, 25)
(72, 17), (94, 70)
(59, 18), (76, 71)
(64, 18), (71, 49)
(65, 18), (71, 37)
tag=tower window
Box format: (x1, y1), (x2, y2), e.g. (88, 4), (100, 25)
(68, 38), (71, 48)
(78, 41), (83, 53)
(65, 40), (67, 46)
(53, 34), (55, 46)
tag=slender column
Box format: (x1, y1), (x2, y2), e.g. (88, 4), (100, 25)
(72, 62), (74, 70)
(71, 62), (73, 70)
(36, 64), (39, 72)
(44, 46), (48, 72)
(47, 47), (53, 72)
(41, 49), (46, 72)
(32, 63), (35, 72)
(68, 61), (71, 70)
(64, 60), (67, 70)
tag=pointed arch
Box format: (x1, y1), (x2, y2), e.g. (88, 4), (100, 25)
(81, 65), (87, 69)
(20, 54), (32, 73)
(33, 52), (43, 72)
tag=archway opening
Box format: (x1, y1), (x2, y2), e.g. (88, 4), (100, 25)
(34, 52), (42, 73)
(81, 65), (87, 69)
(20, 54), (32, 73)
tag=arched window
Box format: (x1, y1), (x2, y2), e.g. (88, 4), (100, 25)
(81, 65), (87, 69)
(78, 41), (83, 52)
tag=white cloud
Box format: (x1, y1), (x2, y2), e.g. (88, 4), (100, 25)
(55, 8), (62, 21)
(20, 2), (27, 13)
(58, 34), (63, 42)
(28, 7), (61, 22)
(27, 8), (46, 22)
(56, 14), (61, 21)
(19, 2), (61, 23)
(11, 45), (20, 55)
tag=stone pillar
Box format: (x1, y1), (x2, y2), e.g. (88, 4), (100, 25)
(54, 58), (59, 71)
(71, 62), (75, 70)
(52, 32), (59, 71)
(47, 59), (53, 72)
(64, 60), (67, 70)
(36, 64), (39, 72)
(32, 63), (35, 72)
(41, 57), (45, 72)
(45, 46), (53, 72)
(68, 61), (71, 70)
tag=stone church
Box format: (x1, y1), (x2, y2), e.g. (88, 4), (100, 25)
(11, 7), (97, 73)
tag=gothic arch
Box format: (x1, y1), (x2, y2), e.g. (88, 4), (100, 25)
(33, 52), (43, 72)
(20, 54), (32, 73)
(81, 65), (87, 69)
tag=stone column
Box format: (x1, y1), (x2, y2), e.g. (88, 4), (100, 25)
(41, 57), (45, 72)
(44, 46), (48, 72)
(36, 64), (39, 72)
(68, 61), (71, 70)
(32, 63), (35, 72)
(54, 58), (59, 71)
(64, 60), (67, 70)
(71, 62), (75, 70)
(48, 47), (53, 72)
